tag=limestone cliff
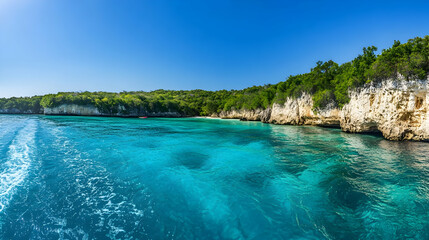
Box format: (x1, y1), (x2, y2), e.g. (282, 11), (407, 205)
(219, 93), (340, 127)
(219, 79), (429, 141)
(44, 104), (184, 117)
(3, 79), (429, 141)
(266, 93), (340, 127)
(44, 104), (103, 116)
(341, 79), (429, 140)
(218, 108), (271, 122)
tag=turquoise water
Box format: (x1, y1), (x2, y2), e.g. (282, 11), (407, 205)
(0, 115), (429, 239)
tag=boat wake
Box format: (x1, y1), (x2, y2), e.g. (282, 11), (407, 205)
(0, 120), (36, 213)
(32, 124), (151, 239)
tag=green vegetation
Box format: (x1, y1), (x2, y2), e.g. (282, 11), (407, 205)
(40, 90), (235, 116)
(37, 87), (276, 116)
(0, 96), (43, 114)
(1, 36), (429, 115)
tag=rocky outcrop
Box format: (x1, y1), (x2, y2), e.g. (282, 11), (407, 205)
(341, 79), (429, 141)
(266, 93), (340, 127)
(44, 104), (184, 117)
(219, 93), (340, 127)
(3, 79), (429, 141)
(218, 108), (271, 122)
(219, 79), (429, 141)
(44, 104), (102, 116)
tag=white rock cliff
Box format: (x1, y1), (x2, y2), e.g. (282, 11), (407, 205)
(44, 104), (184, 117)
(219, 79), (429, 141)
(341, 79), (429, 140)
(39, 79), (429, 141)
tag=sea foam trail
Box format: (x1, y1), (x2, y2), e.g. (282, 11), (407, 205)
(0, 120), (36, 212)
(27, 124), (150, 239)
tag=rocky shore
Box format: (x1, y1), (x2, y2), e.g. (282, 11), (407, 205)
(3, 79), (428, 141)
(217, 79), (429, 141)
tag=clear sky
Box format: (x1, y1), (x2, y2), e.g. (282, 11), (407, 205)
(0, 0), (429, 98)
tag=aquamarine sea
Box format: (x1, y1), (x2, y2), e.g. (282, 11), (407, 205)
(0, 115), (428, 239)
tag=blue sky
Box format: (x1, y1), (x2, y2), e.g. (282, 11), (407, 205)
(0, 0), (429, 97)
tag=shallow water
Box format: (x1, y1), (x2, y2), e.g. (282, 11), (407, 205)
(0, 115), (428, 239)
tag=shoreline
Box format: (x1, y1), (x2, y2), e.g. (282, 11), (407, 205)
(0, 113), (389, 141)
(189, 116), (221, 119)
(1, 113), (428, 142)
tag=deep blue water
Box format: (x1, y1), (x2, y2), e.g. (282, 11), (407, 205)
(0, 115), (429, 239)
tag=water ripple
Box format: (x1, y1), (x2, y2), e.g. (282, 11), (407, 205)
(1, 116), (429, 239)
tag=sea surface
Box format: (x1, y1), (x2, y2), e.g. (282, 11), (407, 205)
(0, 115), (428, 239)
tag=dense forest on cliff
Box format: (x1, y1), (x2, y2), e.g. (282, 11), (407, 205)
(1, 36), (429, 116)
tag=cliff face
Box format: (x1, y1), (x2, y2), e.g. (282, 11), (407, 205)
(341, 79), (429, 140)
(266, 93), (340, 127)
(44, 104), (102, 116)
(219, 79), (429, 141)
(44, 104), (184, 117)
(218, 108), (271, 122)
(219, 93), (340, 127)
(3, 79), (429, 141)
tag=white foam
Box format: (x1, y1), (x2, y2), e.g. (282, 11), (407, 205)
(0, 120), (36, 212)
(41, 125), (147, 238)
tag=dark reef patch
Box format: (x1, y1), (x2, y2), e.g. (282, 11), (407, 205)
(172, 150), (209, 169)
